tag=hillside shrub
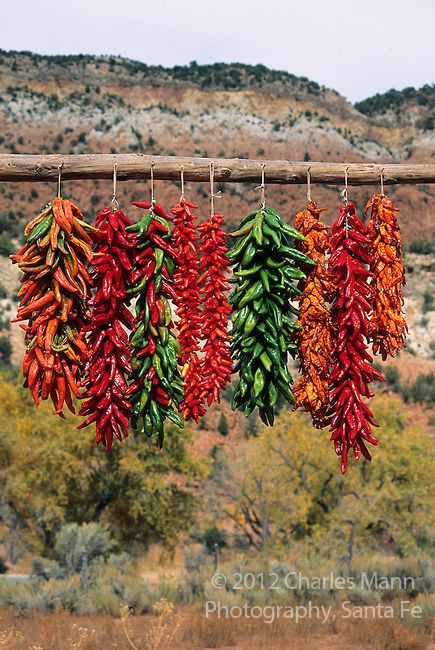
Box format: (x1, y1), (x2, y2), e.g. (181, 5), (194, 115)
(218, 414), (229, 436)
(0, 336), (12, 366)
(0, 523), (156, 615)
(0, 233), (13, 256)
(401, 373), (435, 404)
(408, 240), (435, 254)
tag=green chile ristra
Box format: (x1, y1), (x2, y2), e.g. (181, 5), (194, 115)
(229, 207), (315, 425)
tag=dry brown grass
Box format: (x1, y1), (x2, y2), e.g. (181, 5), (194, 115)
(0, 606), (433, 650)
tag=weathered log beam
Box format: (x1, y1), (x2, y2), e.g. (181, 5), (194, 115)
(0, 154), (434, 185)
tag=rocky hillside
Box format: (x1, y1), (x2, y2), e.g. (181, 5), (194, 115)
(0, 50), (434, 238)
(0, 49), (434, 370)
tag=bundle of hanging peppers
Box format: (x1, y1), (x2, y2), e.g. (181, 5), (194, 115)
(293, 201), (335, 428)
(11, 198), (95, 414)
(328, 203), (385, 473)
(365, 193), (407, 360)
(170, 198), (204, 422)
(77, 207), (136, 450)
(126, 201), (184, 445)
(10, 183), (409, 474)
(229, 206), (313, 425)
(198, 213), (232, 406)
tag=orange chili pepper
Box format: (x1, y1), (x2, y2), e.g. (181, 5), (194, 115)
(44, 318), (58, 353)
(50, 220), (60, 250)
(53, 197), (72, 234)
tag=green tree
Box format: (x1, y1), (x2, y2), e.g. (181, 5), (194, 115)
(203, 526), (227, 553)
(0, 374), (206, 561)
(221, 395), (434, 560)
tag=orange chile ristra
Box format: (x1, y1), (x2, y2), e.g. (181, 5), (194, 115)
(365, 193), (407, 360)
(293, 201), (335, 428)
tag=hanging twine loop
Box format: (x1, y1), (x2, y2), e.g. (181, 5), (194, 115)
(254, 163), (267, 208)
(149, 161), (156, 211)
(111, 160), (119, 211)
(57, 163), (63, 198)
(340, 165), (349, 206)
(339, 166), (350, 231)
(180, 165), (185, 202)
(306, 165), (312, 202)
(209, 161), (221, 217)
(380, 167), (385, 196)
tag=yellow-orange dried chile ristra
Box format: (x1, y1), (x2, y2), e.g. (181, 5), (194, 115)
(10, 198), (96, 415)
(365, 193), (407, 360)
(293, 201), (335, 428)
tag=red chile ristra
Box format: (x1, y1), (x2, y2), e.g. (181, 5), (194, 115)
(171, 199), (204, 422)
(197, 213), (233, 406)
(77, 207), (136, 451)
(329, 203), (385, 474)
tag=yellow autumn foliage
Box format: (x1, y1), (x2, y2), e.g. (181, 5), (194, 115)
(225, 394), (434, 558)
(0, 373), (206, 561)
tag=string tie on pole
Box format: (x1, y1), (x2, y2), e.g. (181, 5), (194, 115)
(57, 163), (63, 198)
(380, 167), (385, 196)
(180, 165), (185, 202)
(306, 165), (312, 202)
(111, 159), (119, 211)
(254, 163), (266, 208)
(150, 161), (156, 209)
(209, 161), (221, 217)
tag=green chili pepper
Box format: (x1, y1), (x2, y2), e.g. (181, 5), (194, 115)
(27, 213), (53, 243)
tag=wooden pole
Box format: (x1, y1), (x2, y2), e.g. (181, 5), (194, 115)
(0, 154), (434, 185)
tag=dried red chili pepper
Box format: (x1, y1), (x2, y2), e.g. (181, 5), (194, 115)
(365, 193), (407, 360)
(170, 199), (204, 422)
(198, 213), (232, 407)
(293, 201), (335, 428)
(11, 198), (96, 415)
(329, 202), (385, 474)
(77, 207), (136, 451)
